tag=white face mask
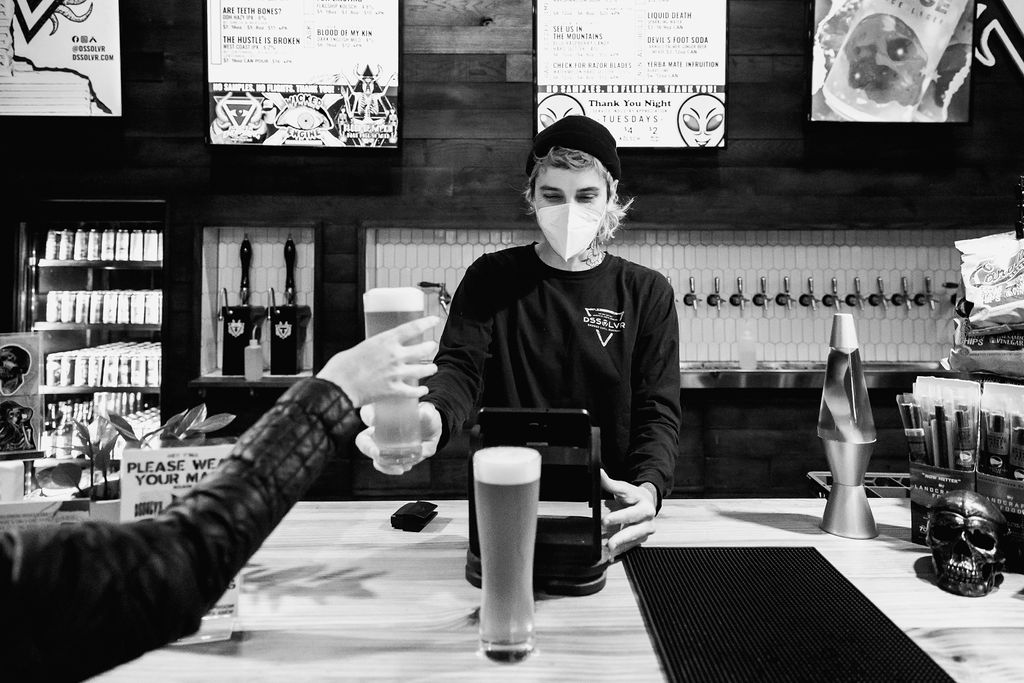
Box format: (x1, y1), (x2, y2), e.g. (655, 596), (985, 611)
(535, 203), (605, 261)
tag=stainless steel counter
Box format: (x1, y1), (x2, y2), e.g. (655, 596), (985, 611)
(679, 361), (967, 390)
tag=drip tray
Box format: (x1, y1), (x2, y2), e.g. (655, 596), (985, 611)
(623, 547), (952, 683)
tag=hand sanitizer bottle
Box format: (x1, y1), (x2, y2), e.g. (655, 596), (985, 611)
(244, 335), (263, 381)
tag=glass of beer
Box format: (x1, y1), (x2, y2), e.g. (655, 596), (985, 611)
(363, 287), (427, 467)
(473, 446), (541, 662)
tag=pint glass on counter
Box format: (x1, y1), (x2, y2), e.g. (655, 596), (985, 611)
(363, 287), (426, 467)
(473, 447), (541, 662)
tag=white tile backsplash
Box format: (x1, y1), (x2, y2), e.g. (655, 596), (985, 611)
(364, 226), (988, 363)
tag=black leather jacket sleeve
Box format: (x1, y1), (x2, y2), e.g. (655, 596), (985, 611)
(0, 377), (362, 682)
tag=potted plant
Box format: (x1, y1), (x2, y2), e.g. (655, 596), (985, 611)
(106, 403), (235, 448)
(33, 404), (234, 522)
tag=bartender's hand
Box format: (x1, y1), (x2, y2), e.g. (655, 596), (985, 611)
(354, 401), (442, 475)
(317, 316), (439, 407)
(600, 470), (657, 560)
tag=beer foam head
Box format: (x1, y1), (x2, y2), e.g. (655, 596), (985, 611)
(473, 447), (541, 485)
(363, 287), (425, 312)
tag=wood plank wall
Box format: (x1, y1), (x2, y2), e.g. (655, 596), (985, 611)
(5, 0), (1023, 497)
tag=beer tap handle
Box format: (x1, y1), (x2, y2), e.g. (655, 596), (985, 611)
(729, 276), (748, 310)
(683, 276), (698, 309)
(821, 277), (840, 310)
(799, 277), (818, 310)
(706, 276), (722, 310)
(284, 235), (296, 306)
(775, 275), (793, 309)
(239, 234), (252, 306)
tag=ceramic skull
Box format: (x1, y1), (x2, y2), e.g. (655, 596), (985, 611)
(926, 490), (1008, 598)
(844, 13), (927, 106)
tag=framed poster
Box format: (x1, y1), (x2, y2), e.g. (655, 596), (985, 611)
(535, 0), (728, 148)
(206, 0), (399, 148)
(0, 333), (42, 459)
(0, 0), (122, 116)
(809, 0), (975, 123)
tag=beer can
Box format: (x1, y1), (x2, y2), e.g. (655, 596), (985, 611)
(75, 291), (90, 323)
(74, 353), (88, 386)
(73, 230), (88, 260)
(103, 355), (119, 386)
(46, 354), (61, 387)
(115, 229), (130, 261)
(59, 354), (73, 387)
(87, 229), (101, 260)
(144, 291), (161, 325)
(100, 230), (116, 260)
(118, 357), (131, 386)
(129, 292), (146, 324)
(117, 291), (131, 323)
(44, 230), (60, 260)
(60, 291), (75, 323)
(147, 355), (161, 387)
(143, 230), (160, 261)
(89, 290), (104, 324)
(102, 291), (118, 323)
(58, 229), (74, 260)
(88, 354), (103, 387)
(46, 291), (60, 322)
(130, 354), (145, 387)
(129, 230), (144, 261)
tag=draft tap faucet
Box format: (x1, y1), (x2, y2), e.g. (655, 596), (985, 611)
(821, 277), (840, 310)
(913, 276), (937, 310)
(891, 276), (910, 309)
(706, 276), (722, 310)
(775, 276), (794, 310)
(798, 276), (818, 310)
(845, 276), (865, 309)
(867, 276), (888, 310)
(417, 281), (452, 315)
(682, 276), (699, 310)
(729, 276), (749, 311)
(751, 276), (769, 311)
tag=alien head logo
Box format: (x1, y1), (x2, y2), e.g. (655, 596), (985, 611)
(537, 94), (585, 131)
(227, 320), (245, 338)
(677, 94), (725, 147)
(274, 321), (293, 340)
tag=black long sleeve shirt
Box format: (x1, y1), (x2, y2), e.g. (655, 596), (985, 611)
(425, 244), (681, 501)
(0, 378), (361, 682)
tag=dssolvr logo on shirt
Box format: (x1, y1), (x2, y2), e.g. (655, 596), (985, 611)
(583, 308), (626, 347)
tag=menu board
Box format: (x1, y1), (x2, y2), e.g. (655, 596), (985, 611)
(206, 0), (399, 147)
(0, 0), (122, 116)
(536, 0), (727, 148)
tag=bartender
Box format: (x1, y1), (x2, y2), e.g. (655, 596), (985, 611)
(357, 116), (682, 558)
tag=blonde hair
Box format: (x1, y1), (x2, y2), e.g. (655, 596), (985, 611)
(524, 147), (633, 245)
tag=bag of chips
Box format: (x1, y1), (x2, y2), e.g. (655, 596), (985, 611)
(947, 231), (1024, 377)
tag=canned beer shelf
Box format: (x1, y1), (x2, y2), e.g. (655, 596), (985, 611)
(36, 260), (163, 269)
(32, 323), (162, 332)
(40, 385), (161, 395)
(16, 199), (168, 458)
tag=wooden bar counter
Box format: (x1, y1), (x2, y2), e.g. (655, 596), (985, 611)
(95, 499), (1024, 682)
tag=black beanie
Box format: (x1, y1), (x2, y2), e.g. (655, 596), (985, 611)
(526, 115), (621, 180)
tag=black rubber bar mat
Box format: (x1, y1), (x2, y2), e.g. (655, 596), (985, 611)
(623, 547), (953, 683)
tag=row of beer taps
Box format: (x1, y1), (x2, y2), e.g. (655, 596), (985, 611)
(678, 275), (950, 313)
